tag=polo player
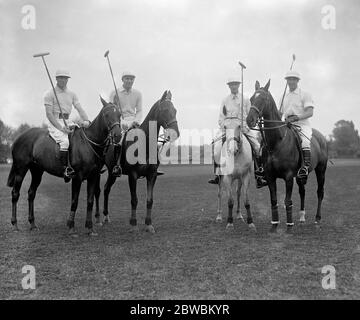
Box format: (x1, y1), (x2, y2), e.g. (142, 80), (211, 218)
(208, 77), (267, 188)
(281, 70), (314, 181)
(44, 70), (90, 182)
(109, 71), (163, 176)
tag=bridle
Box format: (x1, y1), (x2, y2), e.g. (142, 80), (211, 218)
(81, 103), (122, 159)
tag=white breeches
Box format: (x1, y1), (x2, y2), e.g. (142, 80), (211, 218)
(48, 119), (74, 151)
(297, 124), (312, 149)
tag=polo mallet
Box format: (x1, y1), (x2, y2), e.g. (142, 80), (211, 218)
(104, 50), (122, 118)
(238, 61), (246, 131)
(104, 50), (123, 177)
(33, 52), (69, 129)
(279, 54), (296, 114)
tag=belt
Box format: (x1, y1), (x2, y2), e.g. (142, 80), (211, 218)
(59, 113), (69, 120)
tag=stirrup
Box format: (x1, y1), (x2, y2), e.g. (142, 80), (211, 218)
(256, 176), (268, 189)
(64, 166), (75, 179)
(112, 165), (122, 177)
(297, 167), (309, 179)
(208, 175), (220, 185)
(255, 166), (264, 175)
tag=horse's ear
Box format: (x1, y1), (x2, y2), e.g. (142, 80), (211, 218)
(166, 90), (172, 101)
(255, 81), (260, 91)
(264, 79), (271, 91)
(160, 90), (167, 102)
(100, 95), (108, 107)
(222, 105), (227, 116)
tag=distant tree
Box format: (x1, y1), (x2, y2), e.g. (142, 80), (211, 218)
(0, 118), (13, 162)
(0, 118), (13, 144)
(331, 120), (360, 158)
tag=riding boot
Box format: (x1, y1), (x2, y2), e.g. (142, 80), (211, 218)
(60, 150), (75, 182)
(297, 149), (311, 183)
(208, 163), (220, 184)
(112, 145), (122, 177)
(254, 156), (268, 188)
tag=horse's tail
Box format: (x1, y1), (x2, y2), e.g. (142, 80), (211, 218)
(7, 163), (16, 187)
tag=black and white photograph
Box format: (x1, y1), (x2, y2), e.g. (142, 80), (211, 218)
(0, 0), (360, 305)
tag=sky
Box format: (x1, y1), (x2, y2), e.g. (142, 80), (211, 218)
(1, 0), (360, 142)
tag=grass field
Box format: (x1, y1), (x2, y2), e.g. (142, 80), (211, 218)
(0, 159), (360, 299)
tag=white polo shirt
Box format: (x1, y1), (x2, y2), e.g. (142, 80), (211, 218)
(110, 87), (142, 123)
(44, 86), (80, 116)
(282, 87), (314, 126)
(218, 93), (251, 130)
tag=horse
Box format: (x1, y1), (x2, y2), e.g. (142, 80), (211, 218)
(95, 90), (180, 233)
(215, 120), (257, 232)
(246, 80), (328, 233)
(7, 97), (122, 236)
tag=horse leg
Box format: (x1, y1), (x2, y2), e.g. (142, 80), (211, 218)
(284, 178), (294, 233)
(296, 177), (306, 223)
(85, 173), (98, 236)
(268, 179), (279, 233)
(236, 179), (244, 222)
(128, 174), (139, 232)
(315, 165), (326, 227)
(94, 173), (101, 225)
(28, 167), (44, 231)
(216, 176), (223, 222)
(67, 177), (82, 236)
(145, 174), (157, 233)
(103, 173), (116, 224)
(11, 168), (28, 231)
(226, 179), (234, 229)
(243, 172), (256, 232)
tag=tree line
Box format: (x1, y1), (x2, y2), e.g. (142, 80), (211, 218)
(0, 118), (359, 163)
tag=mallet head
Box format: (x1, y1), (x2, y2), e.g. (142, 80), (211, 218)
(33, 52), (50, 58)
(104, 50), (110, 58)
(238, 61), (246, 69)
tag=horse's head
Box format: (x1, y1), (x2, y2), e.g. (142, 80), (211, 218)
(226, 125), (243, 156)
(100, 96), (122, 144)
(247, 79), (278, 128)
(157, 90), (180, 142)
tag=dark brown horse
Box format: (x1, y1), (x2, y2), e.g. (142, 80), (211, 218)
(246, 80), (328, 233)
(95, 90), (180, 233)
(7, 97), (122, 236)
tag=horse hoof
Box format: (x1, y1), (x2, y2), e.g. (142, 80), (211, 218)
(216, 216), (222, 223)
(30, 225), (39, 231)
(145, 225), (156, 234)
(236, 214), (245, 222)
(12, 225), (20, 232)
(68, 228), (78, 237)
(248, 223), (257, 232)
(95, 217), (101, 225)
(102, 217), (111, 224)
(286, 226), (294, 234)
(269, 225), (278, 233)
(226, 223), (234, 229)
(315, 222), (321, 230)
(129, 226), (139, 233)
(87, 229), (98, 236)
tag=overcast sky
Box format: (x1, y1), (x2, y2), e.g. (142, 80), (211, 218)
(1, 0), (359, 140)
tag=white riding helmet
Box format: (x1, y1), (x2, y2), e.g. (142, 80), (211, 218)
(284, 70), (300, 80)
(55, 69), (71, 78)
(122, 71), (136, 79)
(227, 77), (241, 84)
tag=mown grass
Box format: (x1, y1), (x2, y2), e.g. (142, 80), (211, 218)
(0, 161), (359, 299)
